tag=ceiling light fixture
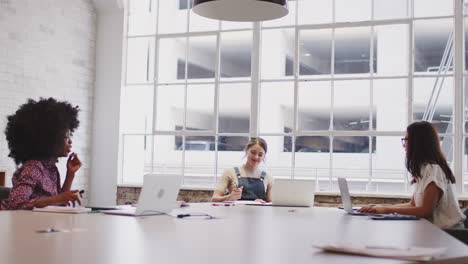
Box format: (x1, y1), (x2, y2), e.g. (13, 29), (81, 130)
(192, 0), (289, 22)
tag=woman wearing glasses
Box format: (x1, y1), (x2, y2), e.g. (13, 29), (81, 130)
(359, 121), (465, 228)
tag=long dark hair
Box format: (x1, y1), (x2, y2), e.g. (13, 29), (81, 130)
(406, 121), (455, 184)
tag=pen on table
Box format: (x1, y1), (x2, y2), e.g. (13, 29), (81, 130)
(37, 228), (60, 233)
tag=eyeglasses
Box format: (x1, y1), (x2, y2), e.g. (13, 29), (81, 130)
(401, 137), (408, 147)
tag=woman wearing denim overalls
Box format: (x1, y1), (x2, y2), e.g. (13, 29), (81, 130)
(212, 138), (273, 202)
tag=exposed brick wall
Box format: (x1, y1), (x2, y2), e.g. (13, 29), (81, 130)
(117, 186), (468, 209)
(0, 0), (96, 203)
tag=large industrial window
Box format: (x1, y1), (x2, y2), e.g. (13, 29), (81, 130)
(121, 0), (467, 195)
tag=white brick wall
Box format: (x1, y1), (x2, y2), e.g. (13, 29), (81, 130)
(0, 0), (96, 203)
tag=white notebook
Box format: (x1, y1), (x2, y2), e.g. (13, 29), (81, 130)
(33, 206), (91, 214)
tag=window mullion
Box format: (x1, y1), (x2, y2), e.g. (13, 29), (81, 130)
(454, 0), (464, 193)
(251, 23), (261, 137)
(214, 30), (221, 185)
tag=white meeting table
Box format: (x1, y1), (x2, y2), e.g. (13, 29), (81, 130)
(0, 203), (467, 264)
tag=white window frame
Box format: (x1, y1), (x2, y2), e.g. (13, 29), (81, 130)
(121, 0), (466, 195)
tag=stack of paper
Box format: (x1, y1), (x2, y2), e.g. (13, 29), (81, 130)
(313, 243), (447, 262)
(33, 206), (91, 214)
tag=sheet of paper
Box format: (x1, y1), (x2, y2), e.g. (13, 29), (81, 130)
(234, 200), (272, 206)
(312, 243), (447, 262)
(33, 206), (92, 214)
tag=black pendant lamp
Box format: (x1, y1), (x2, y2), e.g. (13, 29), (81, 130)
(192, 0), (289, 22)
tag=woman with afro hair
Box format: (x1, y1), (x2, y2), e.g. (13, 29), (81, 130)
(2, 98), (83, 210)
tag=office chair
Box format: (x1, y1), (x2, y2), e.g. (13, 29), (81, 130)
(443, 207), (468, 245)
(0, 187), (10, 200)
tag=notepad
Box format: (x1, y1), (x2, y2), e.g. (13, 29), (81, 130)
(313, 243), (447, 262)
(33, 206), (92, 214)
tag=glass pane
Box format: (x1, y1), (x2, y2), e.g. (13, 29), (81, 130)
(186, 84), (215, 131)
(121, 86), (154, 134)
(295, 136), (330, 153)
(221, 21), (252, 30)
(298, 81), (331, 131)
(187, 36), (216, 81)
(373, 79), (407, 131)
(335, 0), (371, 23)
(218, 83), (251, 133)
(373, 0), (410, 20)
(155, 85), (184, 131)
(122, 135), (153, 184)
(157, 38), (186, 84)
(184, 136), (216, 187)
(216, 136), (249, 182)
(333, 80), (370, 131)
(158, 0), (187, 34)
(334, 27), (371, 75)
(374, 24), (409, 76)
(440, 136), (453, 165)
(128, 0), (157, 36)
(413, 77), (453, 133)
(262, 0), (296, 28)
(261, 136), (293, 178)
(298, 0), (332, 25)
(218, 136), (249, 151)
(465, 18), (468, 72)
(261, 29), (295, 80)
(466, 77), (468, 133)
(414, 19), (453, 73)
(299, 29), (332, 76)
(153, 135), (183, 175)
(126, 38), (155, 84)
(333, 136), (370, 192)
(414, 0), (453, 18)
(371, 136), (407, 193)
(189, 9), (219, 32)
(464, 138), (468, 193)
(259, 82), (294, 134)
(295, 136), (330, 189)
(220, 31), (252, 79)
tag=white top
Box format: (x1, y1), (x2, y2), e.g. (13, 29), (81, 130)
(413, 163), (466, 228)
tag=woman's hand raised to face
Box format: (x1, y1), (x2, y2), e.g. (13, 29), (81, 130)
(67, 153), (82, 174)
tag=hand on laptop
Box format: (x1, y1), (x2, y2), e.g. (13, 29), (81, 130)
(229, 186), (243, 201)
(254, 199), (267, 203)
(358, 204), (376, 212)
(359, 204), (390, 214)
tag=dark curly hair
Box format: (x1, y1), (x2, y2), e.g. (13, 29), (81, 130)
(5, 98), (80, 165)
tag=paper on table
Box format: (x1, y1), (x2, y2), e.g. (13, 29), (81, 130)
(234, 200), (272, 206)
(312, 243), (447, 262)
(33, 206), (92, 214)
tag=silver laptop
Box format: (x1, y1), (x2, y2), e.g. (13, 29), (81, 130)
(271, 179), (315, 207)
(104, 174), (182, 216)
(337, 177), (371, 215)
